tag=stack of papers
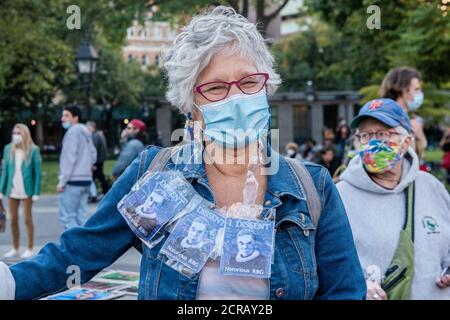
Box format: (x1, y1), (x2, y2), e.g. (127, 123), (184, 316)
(42, 270), (139, 300)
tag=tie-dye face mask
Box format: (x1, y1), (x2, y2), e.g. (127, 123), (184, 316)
(358, 139), (403, 173)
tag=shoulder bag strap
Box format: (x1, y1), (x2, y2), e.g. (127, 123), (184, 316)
(285, 157), (323, 229)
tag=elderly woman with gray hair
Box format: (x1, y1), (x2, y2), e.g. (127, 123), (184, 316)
(337, 98), (450, 300)
(0, 6), (365, 300)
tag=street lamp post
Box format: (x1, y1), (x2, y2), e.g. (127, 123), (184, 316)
(76, 41), (98, 120)
(305, 80), (315, 103)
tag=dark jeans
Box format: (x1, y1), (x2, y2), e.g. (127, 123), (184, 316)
(93, 162), (110, 194)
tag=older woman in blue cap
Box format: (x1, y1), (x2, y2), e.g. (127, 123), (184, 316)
(337, 98), (450, 300)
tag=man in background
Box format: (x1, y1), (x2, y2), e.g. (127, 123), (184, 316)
(86, 121), (110, 201)
(111, 119), (147, 180)
(58, 105), (97, 230)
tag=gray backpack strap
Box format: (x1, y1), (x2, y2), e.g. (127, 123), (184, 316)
(285, 157), (322, 229)
(146, 147), (175, 173)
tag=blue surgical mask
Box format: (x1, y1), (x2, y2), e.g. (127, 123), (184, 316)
(62, 121), (71, 130)
(194, 91), (270, 148)
(407, 92), (424, 111)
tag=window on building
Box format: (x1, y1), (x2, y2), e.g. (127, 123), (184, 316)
(293, 104), (310, 143)
(128, 54), (133, 63)
(155, 54), (159, 66)
(142, 55), (147, 65)
(154, 25), (161, 39)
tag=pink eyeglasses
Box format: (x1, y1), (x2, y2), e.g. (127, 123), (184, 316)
(194, 72), (269, 102)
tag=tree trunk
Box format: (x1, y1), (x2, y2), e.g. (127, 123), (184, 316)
(256, 0), (291, 37)
(227, 0), (239, 12)
(35, 120), (44, 150)
(105, 104), (115, 148)
(242, 0), (249, 18)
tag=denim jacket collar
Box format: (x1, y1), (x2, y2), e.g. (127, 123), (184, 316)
(163, 144), (305, 203)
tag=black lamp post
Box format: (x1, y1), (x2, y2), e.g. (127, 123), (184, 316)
(306, 80), (315, 103)
(76, 41), (98, 120)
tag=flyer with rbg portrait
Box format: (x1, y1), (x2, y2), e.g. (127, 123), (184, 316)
(220, 217), (274, 278)
(159, 201), (225, 275)
(117, 171), (197, 242)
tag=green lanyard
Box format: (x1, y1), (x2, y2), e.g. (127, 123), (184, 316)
(403, 182), (415, 243)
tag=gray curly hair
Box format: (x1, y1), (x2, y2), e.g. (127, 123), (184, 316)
(162, 6), (281, 115)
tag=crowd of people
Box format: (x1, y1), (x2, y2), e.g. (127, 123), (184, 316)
(0, 104), (152, 256)
(285, 66), (450, 187)
(0, 6), (449, 301)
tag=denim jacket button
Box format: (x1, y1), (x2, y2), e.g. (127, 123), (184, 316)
(275, 288), (284, 297)
(303, 229), (309, 237)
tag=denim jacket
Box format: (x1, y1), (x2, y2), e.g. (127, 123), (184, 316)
(10, 145), (366, 300)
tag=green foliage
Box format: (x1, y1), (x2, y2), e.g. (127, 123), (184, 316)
(41, 159), (116, 194)
(143, 65), (167, 97)
(0, 0), (74, 120)
(274, 0), (449, 122)
(273, 15), (353, 91)
(387, 1), (450, 85)
(0, 0), (152, 125)
(301, 0), (449, 87)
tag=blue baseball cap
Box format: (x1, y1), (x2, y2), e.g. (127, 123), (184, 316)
(350, 98), (412, 133)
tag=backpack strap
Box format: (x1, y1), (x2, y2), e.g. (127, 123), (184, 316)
(146, 147), (175, 173)
(284, 157), (323, 229)
(136, 146), (179, 179)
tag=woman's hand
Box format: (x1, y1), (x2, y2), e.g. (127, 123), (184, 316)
(32, 195), (39, 202)
(436, 274), (450, 289)
(366, 280), (387, 300)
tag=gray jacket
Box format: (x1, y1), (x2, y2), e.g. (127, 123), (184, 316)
(111, 138), (145, 178)
(58, 124), (97, 187)
(337, 148), (450, 299)
(92, 131), (107, 163)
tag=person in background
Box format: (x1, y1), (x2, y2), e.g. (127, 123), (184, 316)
(335, 123), (351, 162)
(0, 124), (41, 259)
(322, 128), (335, 149)
(337, 98), (450, 300)
(284, 142), (303, 160)
(332, 134), (360, 183)
(299, 138), (319, 162)
(86, 121), (110, 202)
(440, 127), (450, 185)
(58, 105), (97, 230)
(379, 66), (428, 164)
(111, 119), (147, 180)
(317, 147), (340, 179)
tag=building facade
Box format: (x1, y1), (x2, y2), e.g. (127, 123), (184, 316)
(122, 17), (177, 68)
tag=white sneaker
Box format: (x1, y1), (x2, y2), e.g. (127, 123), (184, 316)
(20, 249), (34, 259)
(4, 249), (19, 259)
